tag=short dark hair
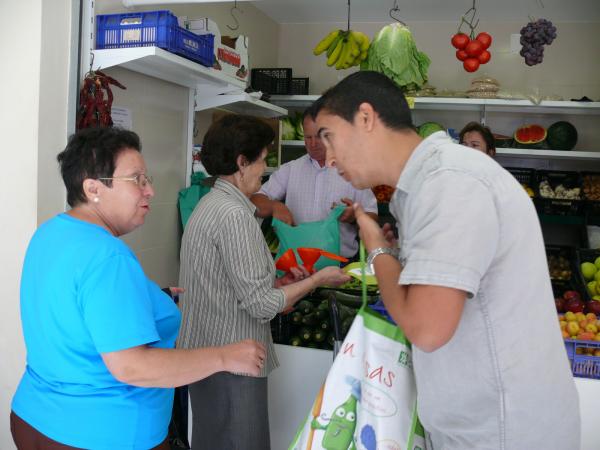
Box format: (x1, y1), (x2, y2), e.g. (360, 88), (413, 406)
(302, 104), (318, 122)
(313, 71), (414, 131)
(459, 121), (496, 155)
(201, 114), (275, 176)
(57, 127), (141, 207)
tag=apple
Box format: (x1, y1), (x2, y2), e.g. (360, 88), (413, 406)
(555, 297), (566, 313)
(595, 256), (600, 269)
(582, 262), (598, 280)
(563, 291), (581, 302)
(588, 281), (598, 296)
(565, 298), (585, 314)
(585, 300), (600, 316)
(564, 311), (577, 322)
(567, 321), (580, 336)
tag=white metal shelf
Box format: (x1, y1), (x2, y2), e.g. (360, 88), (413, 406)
(270, 95), (600, 115)
(92, 47), (245, 94)
(281, 140), (305, 147)
(496, 148), (600, 161)
(195, 93), (287, 118)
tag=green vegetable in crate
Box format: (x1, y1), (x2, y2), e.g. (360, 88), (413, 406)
(327, 333), (336, 347)
(546, 121), (578, 151)
(418, 122), (445, 139)
(360, 23), (430, 91)
(318, 320), (330, 332)
(301, 313), (318, 326)
(290, 311), (303, 325)
(314, 309), (328, 321)
(296, 300), (314, 315)
(299, 327), (313, 342)
(281, 117), (296, 140)
(313, 330), (327, 343)
(289, 336), (302, 347)
(294, 112), (304, 140)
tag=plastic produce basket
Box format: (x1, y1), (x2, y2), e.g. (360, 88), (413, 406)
(251, 68), (293, 95)
(581, 172), (600, 220)
(546, 245), (577, 283)
(290, 77), (309, 95)
(505, 167), (536, 187)
(576, 248), (600, 301)
(564, 339), (600, 379)
(96, 10), (214, 67)
(534, 170), (584, 216)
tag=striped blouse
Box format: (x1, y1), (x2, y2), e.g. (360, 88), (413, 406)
(178, 178), (286, 377)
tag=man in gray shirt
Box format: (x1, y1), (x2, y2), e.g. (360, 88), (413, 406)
(312, 71), (580, 449)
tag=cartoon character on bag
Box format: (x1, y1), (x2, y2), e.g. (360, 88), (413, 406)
(311, 393), (357, 450)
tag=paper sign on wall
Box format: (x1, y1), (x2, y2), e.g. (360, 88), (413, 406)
(111, 107), (132, 130)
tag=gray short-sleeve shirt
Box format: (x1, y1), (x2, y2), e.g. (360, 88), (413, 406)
(390, 132), (580, 449)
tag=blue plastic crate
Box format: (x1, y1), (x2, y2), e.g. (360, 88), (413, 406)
(96, 10), (178, 50)
(564, 339), (600, 379)
(96, 10), (214, 67)
(172, 27), (214, 67)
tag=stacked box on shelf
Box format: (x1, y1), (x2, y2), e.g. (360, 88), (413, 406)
(546, 245), (578, 285)
(290, 77), (309, 95)
(534, 170), (584, 216)
(250, 68), (293, 95)
(96, 10), (214, 67)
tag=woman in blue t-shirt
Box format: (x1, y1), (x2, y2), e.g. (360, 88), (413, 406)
(10, 127), (267, 450)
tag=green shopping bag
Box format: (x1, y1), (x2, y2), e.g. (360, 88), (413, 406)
(289, 243), (425, 450)
(178, 172), (211, 229)
(272, 205), (345, 272)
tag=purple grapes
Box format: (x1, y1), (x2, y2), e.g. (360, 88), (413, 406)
(519, 18), (557, 66)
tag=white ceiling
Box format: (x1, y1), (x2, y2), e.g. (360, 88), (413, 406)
(251, 0), (600, 24)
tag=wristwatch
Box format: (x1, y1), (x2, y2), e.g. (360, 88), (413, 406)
(366, 247), (400, 268)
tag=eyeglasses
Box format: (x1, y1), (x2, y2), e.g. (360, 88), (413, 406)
(98, 173), (154, 188)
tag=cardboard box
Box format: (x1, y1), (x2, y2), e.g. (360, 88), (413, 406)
(184, 17), (249, 83)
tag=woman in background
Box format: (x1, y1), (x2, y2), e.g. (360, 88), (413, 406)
(11, 127), (265, 450)
(459, 121), (496, 157)
(179, 114), (350, 450)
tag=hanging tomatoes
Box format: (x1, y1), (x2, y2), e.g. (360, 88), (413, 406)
(450, 3), (492, 72)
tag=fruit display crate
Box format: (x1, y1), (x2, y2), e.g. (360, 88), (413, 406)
(576, 248), (600, 302)
(534, 170), (584, 216)
(581, 172), (600, 219)
(546, 245), (577, 284)
(564, 339), (600, 380)
(96, 10), (214, 67)
(251, 68), (293, 95)
(506, 167), (536, 187)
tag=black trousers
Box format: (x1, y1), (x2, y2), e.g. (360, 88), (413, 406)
(188, 373), (270, 450)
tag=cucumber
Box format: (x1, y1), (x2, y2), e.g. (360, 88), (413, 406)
(299, 327), (312, 342)
(313, 329), (326, 343)
(296, 300), (314, 315)
(289, 336), (302, 346)
(290, 312), (303, 325)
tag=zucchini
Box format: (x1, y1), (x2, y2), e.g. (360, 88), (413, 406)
(299, 327), (312, 342)
(296, 300), (314, 315)
(313, 329), (326, 343)
(301, 313), (318, 326)
(318, 320), (330, 332)
(289, 336), (302, 346)
(314, 309), (328, 320)
(290, 312), (303, 325)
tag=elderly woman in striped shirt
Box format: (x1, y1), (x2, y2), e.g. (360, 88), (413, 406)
(178, 114), (350, 450)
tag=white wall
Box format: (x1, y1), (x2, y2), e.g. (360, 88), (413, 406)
(277, 21), (600, 99)
(0, 1), (73, 448)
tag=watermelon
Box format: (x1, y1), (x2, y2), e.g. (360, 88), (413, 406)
(494, 134), (514, 148)
(546, 121), (578, 151)
(514, 124), (547, 149)
(418, 122), (445, 138)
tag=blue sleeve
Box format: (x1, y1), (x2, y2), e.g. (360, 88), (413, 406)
(79, 254), (160, 353)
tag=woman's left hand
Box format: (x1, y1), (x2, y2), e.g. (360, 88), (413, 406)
(275, 265), (311, 288)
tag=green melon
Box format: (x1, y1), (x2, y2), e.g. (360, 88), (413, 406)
(494, 134), (514, 148)
(546, 121), (578, 151)
(418, 122), (445, 138)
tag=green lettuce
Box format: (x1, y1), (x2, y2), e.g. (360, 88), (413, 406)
(360, 23), (430, 91)
(281, 117), (296, 140)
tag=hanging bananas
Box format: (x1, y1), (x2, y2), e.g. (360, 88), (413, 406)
(313, 29), (370, 70)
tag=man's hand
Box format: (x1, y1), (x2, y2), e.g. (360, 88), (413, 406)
(354, 203), (387, 252)
(275, 265), (311, 288)
(337, 198), (356, 223)
(382, 223), (398, 247)
(273, 202), (295, 225)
